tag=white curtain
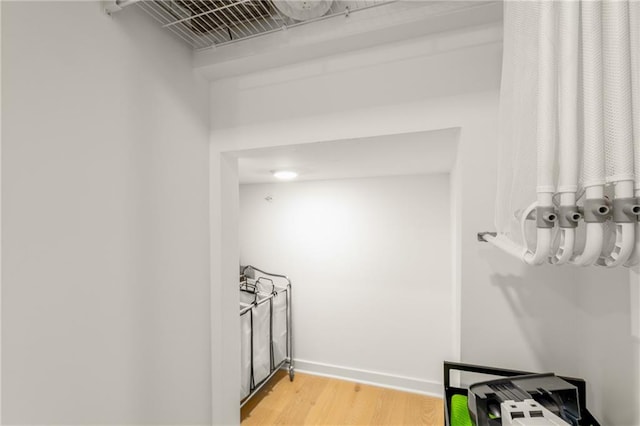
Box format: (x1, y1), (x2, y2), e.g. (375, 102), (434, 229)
(493, 0), (640, 267)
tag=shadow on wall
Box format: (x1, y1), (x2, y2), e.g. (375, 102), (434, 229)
(486, 264), (583, 378)
(484, 246), (638, 425)
(574, 267), (640, 425)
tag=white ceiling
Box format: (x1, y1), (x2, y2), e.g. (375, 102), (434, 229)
(194, 2), (502, 80)
(234, 128), (459, 184)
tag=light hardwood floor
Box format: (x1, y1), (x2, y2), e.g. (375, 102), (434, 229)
(241, 370), (444, 425)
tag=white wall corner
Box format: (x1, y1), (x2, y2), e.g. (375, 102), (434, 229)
(0, 1), (3, 420)
(210, 151), (241, 426)
(449, 131), (463, 364)
(630, 266), (640, 340)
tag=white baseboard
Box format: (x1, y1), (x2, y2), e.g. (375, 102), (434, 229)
(291, 359), (443, 398)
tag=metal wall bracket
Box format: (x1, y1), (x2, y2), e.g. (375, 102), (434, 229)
(477, 232), (497, 242)
(104, 0), (139, 16)
(613, 197), (640, 223)
(104, 1), (122, 16)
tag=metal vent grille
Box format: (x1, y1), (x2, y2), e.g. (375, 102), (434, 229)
(136, 0), (395, 50)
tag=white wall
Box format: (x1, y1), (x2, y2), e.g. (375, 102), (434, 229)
(209, 22), (503, 426)
(239, 175), (453, 395)
(575, 270), (640, 425)
(209, 20), (639, 426)
(2, 2), (210, 424)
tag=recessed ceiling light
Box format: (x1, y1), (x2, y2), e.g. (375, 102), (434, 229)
(272, 170), (298, 180)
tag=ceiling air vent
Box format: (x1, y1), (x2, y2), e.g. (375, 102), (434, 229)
(272, 0), (333, 21)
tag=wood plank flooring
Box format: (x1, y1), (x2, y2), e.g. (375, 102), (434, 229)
(241, 370), (444, 425)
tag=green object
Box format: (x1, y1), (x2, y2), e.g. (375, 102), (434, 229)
(450, 394), (474, 426)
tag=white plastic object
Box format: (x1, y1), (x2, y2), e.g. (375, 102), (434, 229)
(572, 188), (605, 266)
(627, 225), (640, 267)
(535, 2), (557, 195)
(522, 1), (556, 266)
(551, 1), (579, 265)
(484, 233), (528, 260)
(523, 227), (553, 265)
(631, 1), (640, 192)
(599, 1), (635, 267)
(625, 1), (640, 266)
(598, 185), (635, 267)
(572, 1), (606, 266)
